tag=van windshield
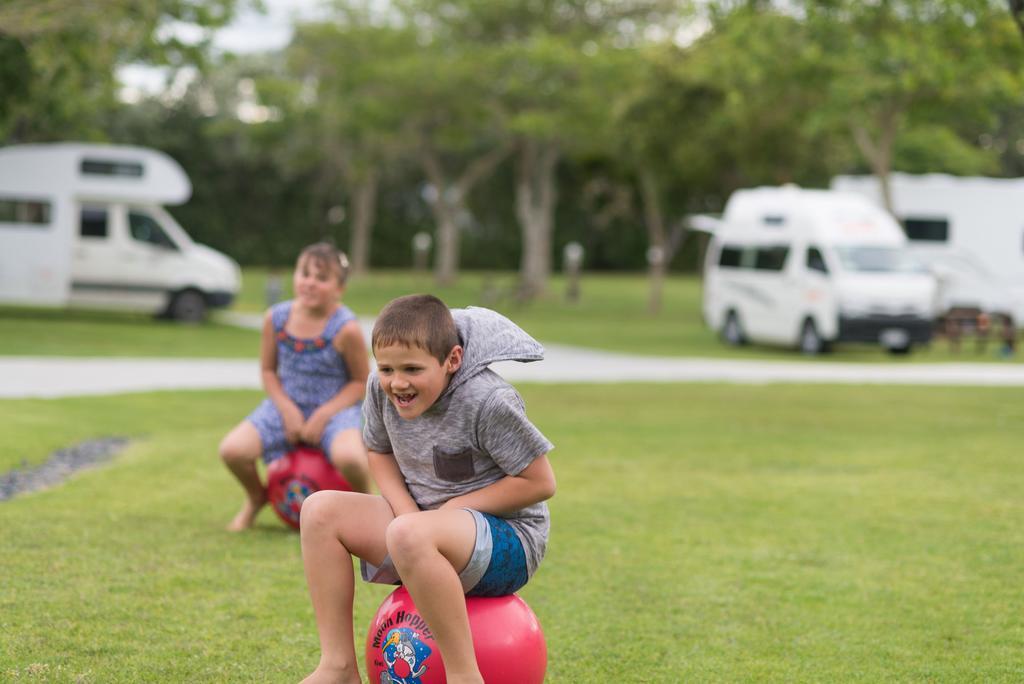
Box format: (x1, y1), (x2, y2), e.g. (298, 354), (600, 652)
(834, 246), (927, 274)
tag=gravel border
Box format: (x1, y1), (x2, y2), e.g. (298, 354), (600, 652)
(0, 437), (130, 501)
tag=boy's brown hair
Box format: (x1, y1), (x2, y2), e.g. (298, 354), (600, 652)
(372, 294), (460, 363)
(297, 242), (351, 285)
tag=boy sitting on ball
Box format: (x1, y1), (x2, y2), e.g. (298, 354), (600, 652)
(299, 294), (556, 684)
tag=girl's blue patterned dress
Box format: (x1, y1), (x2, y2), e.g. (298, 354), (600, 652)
(247, 300), (362, 463)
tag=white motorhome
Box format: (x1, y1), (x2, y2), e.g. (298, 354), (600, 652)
(702, 186), (937, 354)
(0, 142), (240, 322)
(832, 173), (1024, 324)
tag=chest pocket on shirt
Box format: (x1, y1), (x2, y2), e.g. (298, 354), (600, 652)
(433, 445), (477, 483)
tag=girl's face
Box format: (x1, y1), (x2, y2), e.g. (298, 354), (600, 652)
(293, 256), (343, 312)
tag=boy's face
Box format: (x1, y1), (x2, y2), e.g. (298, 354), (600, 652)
(293, 256), (343, 312)
(374, 343), (462, 419)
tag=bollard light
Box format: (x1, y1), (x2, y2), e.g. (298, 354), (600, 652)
(412, 232), (433, 271)
(563, 241), (584, 303)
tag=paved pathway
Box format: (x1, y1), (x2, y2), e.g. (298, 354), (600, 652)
(2, 310), (1021, 398)
(2, 346), (1023, 398)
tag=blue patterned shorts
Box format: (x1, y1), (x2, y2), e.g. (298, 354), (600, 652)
(358, 509), (529, 597)
(461, 510), (529, 597)
(246, 399), (362, 464)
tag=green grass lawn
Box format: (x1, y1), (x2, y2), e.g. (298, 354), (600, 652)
(1, 269), (1019, 362)
(3, 384), (1023, 682)
(0, 306), (260, 358)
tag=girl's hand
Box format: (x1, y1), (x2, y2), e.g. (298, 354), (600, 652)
(299, 409), (329, 446)
(281, 403), (305, 445)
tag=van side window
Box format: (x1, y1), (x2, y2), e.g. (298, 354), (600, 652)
(754, 245), (789, 271)
(80, 207), (108, 238)
(719, 245), (742, 267)
(902, 217), (948, 242)
(0, 198), (51, 225)
(129, 211), (177, 250)
(81, 159), (144, 178)
(807, 246), (828, 273)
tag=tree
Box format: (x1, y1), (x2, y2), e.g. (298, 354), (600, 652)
(105, 52), (332, 266)
(397, 43), (515, 285)
(283, 14), (417, 273)
(800, 0), (1023, 210)
(406, 0), (683, 298)
(0, 0), (238, 143)
(610, 43), (725, 313)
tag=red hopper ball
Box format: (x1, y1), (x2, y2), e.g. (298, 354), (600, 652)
(365, 586), (547, 684)
(266, 446), (352, 530)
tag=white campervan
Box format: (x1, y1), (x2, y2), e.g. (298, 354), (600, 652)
(833, 173), (1024, 324)
(0, 142), (240, 322)
(702, 186), (937, 354)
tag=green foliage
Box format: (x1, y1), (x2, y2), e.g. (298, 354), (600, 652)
(6, 0), (1024, 273)
(688, 7), (856, 190)
(800, 0), (1024, 175)
(0, 0), (239, 143)
(893, 125), (1002, 175)
(3, 384), (1024, 680)
(0, 38), (30, 126)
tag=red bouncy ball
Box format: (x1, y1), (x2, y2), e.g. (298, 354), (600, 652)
(265, 446), (351, 530)
(365, 586), (547, 684)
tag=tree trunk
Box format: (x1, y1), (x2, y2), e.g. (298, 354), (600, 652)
(639, 168), (667, 315)
(433, 206), (460, 286)
(420, 141), (514, 286)
(347, 167), (378, 275)
(515, 139), (560, 300)
(851, 105), (902, 215)
(419, 147), (460, 285)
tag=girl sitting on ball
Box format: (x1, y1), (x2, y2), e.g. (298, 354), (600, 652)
(218, 242), (371, 531)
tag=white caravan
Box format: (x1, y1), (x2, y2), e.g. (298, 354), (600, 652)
(0, 142), (240, 322)
(702, 186), (937, 354)
(832, 173), (1024, 324)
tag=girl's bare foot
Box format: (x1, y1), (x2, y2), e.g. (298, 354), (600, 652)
(299, 663), (360, 684)
(226, 492), (267, 531)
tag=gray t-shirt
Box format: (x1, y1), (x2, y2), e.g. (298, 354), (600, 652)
(362, 307), (554, 576)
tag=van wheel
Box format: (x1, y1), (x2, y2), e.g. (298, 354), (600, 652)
(799, 319), (826, 355)
(169, 289), (207, 323)
(722, 311), (746, 346)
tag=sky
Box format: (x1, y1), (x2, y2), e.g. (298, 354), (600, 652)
(212, 0), (326, 53)
(118, 0), (326, 100)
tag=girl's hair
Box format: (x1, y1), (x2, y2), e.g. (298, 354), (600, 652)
(371, 294), (460, 363)
(297, 242), (351, 285)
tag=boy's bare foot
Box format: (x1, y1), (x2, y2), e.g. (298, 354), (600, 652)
(299, 663), (360, 684)
(226, 492), (267, 532)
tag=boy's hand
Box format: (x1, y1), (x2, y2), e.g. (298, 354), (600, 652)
(299, 409), (329, 446)
(280, 403), (305, 444)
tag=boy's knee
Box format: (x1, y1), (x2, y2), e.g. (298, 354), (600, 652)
(298, 490), (339, 530)
(385, 515), (428, 561)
